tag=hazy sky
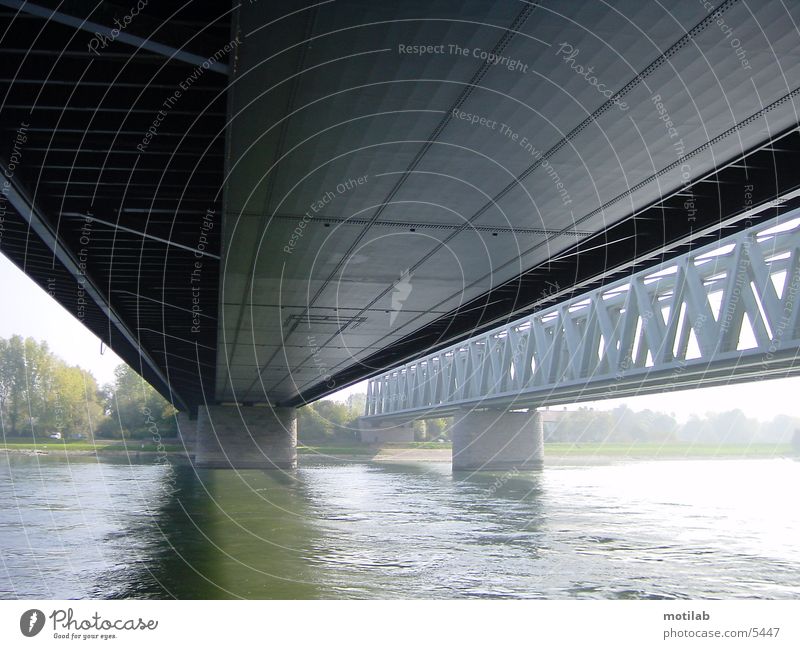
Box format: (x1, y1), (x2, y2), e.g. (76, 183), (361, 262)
(2, 251), (799, 421)
(0, 252), (122, 386)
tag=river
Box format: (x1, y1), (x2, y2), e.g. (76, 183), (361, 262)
(1, 455), (798, 599)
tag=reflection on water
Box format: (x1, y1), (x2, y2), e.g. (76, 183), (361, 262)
(1, 454), (799, 599)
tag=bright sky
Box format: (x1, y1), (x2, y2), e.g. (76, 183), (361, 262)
(2, 250), (800, 421)
(0, 253), (122, 386)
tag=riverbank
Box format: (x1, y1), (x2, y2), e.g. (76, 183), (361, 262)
(0, 438), (186, 458)
(1, 439), (794, 463)
(299, 442), (797, 464)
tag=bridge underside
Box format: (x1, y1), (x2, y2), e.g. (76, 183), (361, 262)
(221, 0), (800, 408)
(0, 0), (228, 410)
(1, 1), (800, 414)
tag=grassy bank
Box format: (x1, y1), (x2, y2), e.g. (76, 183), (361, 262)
(0, 437), (184, 454)
(299, 442), (794, 459)
(298, 445), (377, 456)
(298, 441), (452, 454)
(2, 438), (794, 459)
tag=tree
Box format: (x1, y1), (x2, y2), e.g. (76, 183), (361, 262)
(755, 414), (800, 444)
(0, 337), (177, 441)
(0, 335), (28, 436)
(297, 397), (366, 443)
(0, 336), (58, 437)
(98, 364), (176, 439)
(345, 393), (366, 418)
(684, 409), (758, 444)
(0, 337), (15, 433)
(0, 335), (107, 439)
(547, 407), (613, 443)
(421, 417), (451, 441)
(49, 364), (104, 440)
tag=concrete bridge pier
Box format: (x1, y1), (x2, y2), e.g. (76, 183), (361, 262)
(358, 418), (415, 444)
(176, 410), (198, 458)
(452, 408), (544, 471)
(194, 405), (297, 469)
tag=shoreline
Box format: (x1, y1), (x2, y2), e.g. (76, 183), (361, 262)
(2, 444), (795, 465)
(301, 448), (797, 465)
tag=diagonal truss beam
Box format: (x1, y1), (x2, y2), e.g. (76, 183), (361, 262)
(0, 159), (188, 411)
(61, 212), (221, 260)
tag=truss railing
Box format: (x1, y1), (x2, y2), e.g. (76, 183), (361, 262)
(365, 211), (800, 419)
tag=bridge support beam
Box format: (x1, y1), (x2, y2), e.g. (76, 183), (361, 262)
(358, 418), (415, 444)
(194, 405), (297, 469)
(176, 410), (198, 458)
(452, 408), (543, 471)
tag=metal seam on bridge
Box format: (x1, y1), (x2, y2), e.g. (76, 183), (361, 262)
(266, 214), (594, 237)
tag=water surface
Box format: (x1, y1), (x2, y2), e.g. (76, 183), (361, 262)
(1, 454), (798, 599)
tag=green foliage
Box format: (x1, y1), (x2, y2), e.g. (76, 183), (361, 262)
(344, 393), (365, 415)
(0, 335), (104, 439)
(48, 362), (104, 440)
(545, 407), (612, 442)
(545, 405), (800, 445)
(96, 364), (176, 439)
(297, 398), (359, 443)
(297, 393), (451, 443)
(545, 405), (678, 444)
(411, 417), (451, 442)
(0, 335), (175, 441)
(0, 335), (30, 436)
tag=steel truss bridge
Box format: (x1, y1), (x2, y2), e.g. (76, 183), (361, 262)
(365, 209), (800, 420)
